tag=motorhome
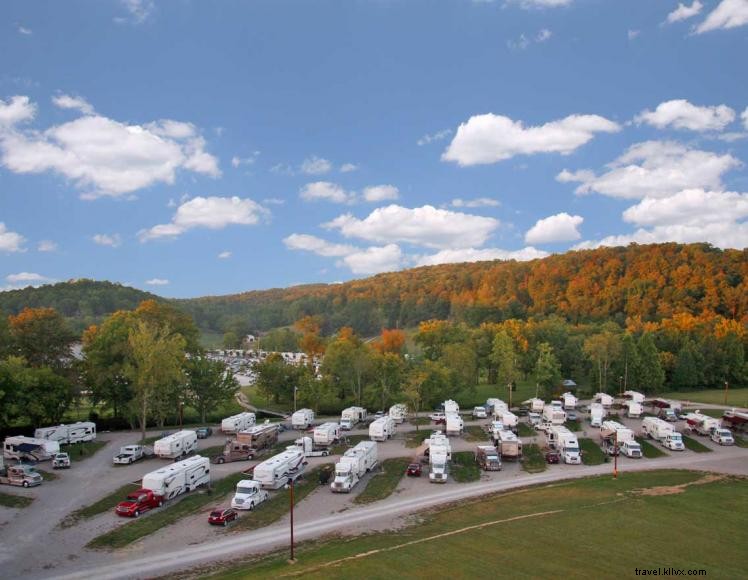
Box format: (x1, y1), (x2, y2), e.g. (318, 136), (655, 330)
(641, 417), (685, 450)
(524, 398), (545, 413)
(153, 430), (198, 460)
(622, 390), (645, 404)
(221, 412), (256, 434)
(231, 479), (269, 510)
(389, 404), (408, 424)
(236, 421), (279, 451)
(340, 407), (367, 430)
(427, 431), (451, 483)
(561, 392), (578, 410)
(684, 412), (720, 436)
(369, 416), (396, 441)
(253, 449), (306, 490)
(330, 441), (377, 493)
(475, 445), (501, 471)
(542, 405), (566, 426)
(495, 430), (522, 460)
(589, 403), (606, 428)
(445, 413), (464, 436)
(34, 422), (96, 444)
(624, 401), (643, 418)
(443, 400), (460, 415)
(3, 436), (59, 462)
(722, 409), (748, 433)
(546, 426), (581, 464)
(594, 393), (614, 407)
(291, 408), (315, 430)
(600, 421), (642, 458)
(141, 455), (210, 500)
(313, 422), (341, 447)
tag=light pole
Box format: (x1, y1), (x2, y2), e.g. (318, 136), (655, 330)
(287, 478), (296, 563)
(293, 386), (298, 413)
(724, 380), (729, 406)
(613, 429), (618, 479)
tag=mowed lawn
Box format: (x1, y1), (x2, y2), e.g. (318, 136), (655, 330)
(661, 388), (748, 408)
(212, 470), (748, 579)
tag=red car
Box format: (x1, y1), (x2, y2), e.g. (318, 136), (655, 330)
(115, 489), (163, 518)
(406, 463), (422, 477)
(208, 507), (238, 526)
(545, 450), (560, 464)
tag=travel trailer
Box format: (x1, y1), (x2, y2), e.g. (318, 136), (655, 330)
(34, 422), (96, 444)
(153, 430), (198, 460)
(369, 416), (396, 441)
(3, 436), (59, 462)
(600, 421), (642, 458)
(291, 408), (315, 430)
(389, 404), (408, 424)
(221, 412), (256, 434)
(141, 455), (210, 500)
(253, 449), (306, 490)
(641, 417), (685, 450)
(340, 407), (367, 430)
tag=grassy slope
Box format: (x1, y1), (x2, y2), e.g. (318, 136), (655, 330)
(353, 458), (410, 505)
(63, 440), (108, 462)
(62, 482), (141, 528)
(211, 470), (748, 579)
(635, 437), (667, 459)
(660, 388), (748, 408)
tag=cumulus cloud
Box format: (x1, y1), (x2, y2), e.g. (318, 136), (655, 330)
(634, 99), (735, 132)
(557, 141), (741, 199)
(442, 113), (620, 166)
(145, 278), (169, 286)
(417, 129), (452, 146)
(139, 196), (267, 241)
(340, 244), (404, 275)
(37, 240), (57, 252)
(324, 204), (500, 249)
(218, 251), (232, 259)
(742, 106), (748, 129)
(666, 1), (703, 23)
(362, 185), (399, 202)
(695, 0), (748, 33)
(414, 246), (548, 267)
(17, 26), (32, 35)
(451, 197), (500, 208)
(4, 272), (53, 289)
(0, 223), (26, 253)
(300, 181), (353, 204)
(119, 0), (155, 24)
(339, 163), (358, 173)
(92, 233), (122, 247)
(231, 153), (259, 168)
(52, 94), (95, 115)
(525, 212), (584, 244)
(283, 234), (356, 257)
(0, 96), (220, 198)
(300, 156), (332, 175)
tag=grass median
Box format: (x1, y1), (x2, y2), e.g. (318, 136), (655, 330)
(682, 435), (713, 453)
(579, 438), (607, 465)
(463, 426), (488, 442)
(353, 458), (410, 505)
(61, 482), (141, 528)
(517, 423), (535, 437)
(63, 440), (108, 462)
(331, 435), (369, 455)
(0, 491), (34, 508)
(520, 443), (546, 473)
(450, 451), (481, 483)
(734, 435), (748, 448)
(635, 437), (667, 458)
(405, 430), (433, 448)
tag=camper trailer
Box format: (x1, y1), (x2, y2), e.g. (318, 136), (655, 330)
(221, 412), (256, 434)
(624, 400), (643, 418)
(236, 422), (279, 451)
(34, 422), (96, 444)
(389, 404), (408, 424)
(594, 393), (614, 407)
(153, 430), (198, 460)
(589, 403), (606, 428)
(546, 426), (581, 464)
(3, 436), (59, 462)
(445, 413), (464, 436)
(561, 392), (578, 410)
(313, 422), (341, 447)
(140, 455), (210, 500)
(369, 416), (396, 441)
(622, 390), (645, 404)
(722, 409), (748, 433)
(330, 441), (378, 493)
(253, 449), (306, 490)
(291, 408), (315, 430)
(542, 405), (566, 426)
(340, 407), (367, 430)
(684, 412), (721, 436)
(495, 430), (522, 460)
(641, 417), (685, 450)
(524, 398), (545, 413)
(600, 421), (642, 458)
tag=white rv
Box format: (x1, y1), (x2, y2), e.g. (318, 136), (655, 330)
(623, 390), (645, 404)
(291, 436), (331, 457)
(497, 410), (518, 430)
(291, 408), (315, 430)
(221, 412), (256, 434)
(330, 441), (377, 493)
(561, 393), (578, 410)
(153, 430), (198, 459)
(369, 416), (396, 441)
(546, 426), (581, 464)
(524, 398), (545, 413)
(542, 405), (566, 426)
(495, 430), (522, 460)
(624, 401), (643, 418)
(231, 479), (269, 510)
(589, 402), (606, 428)
(486, 398), (507, 415)
(34, 422), (96, 444)
(600, 421), (642, 458)
(684, 412), (720, 436)
(3, 436), (60, 462)
(641, 417), (685, 451)
(445, 413), (464, 436)
(312, 422), (341, 447)
(253, 448), (306, 490)
(491, 400), (509, 417)
(443, 399), (460, 414)
(141, 455), (210, 500)
(594, 393), (614, 407)
(427, 431), (452, 483)
(340, 406), (367, 430)
(389, 403), (408, 424)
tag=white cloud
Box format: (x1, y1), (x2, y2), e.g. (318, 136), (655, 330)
(92, 233), (122, 247)
(417, 129), (452, 146)
(17, 26), (32, 35)
(634, 99), (735, 132)
(627, 29), (641, 40)
(507, 29), (552, 51)
(510, 0), (573, 8)
(340, 163), (358, 173)
(0, 96), (36, 127)
(0, 97), (220, 198)
(231, 151), (260, 168)
(451, 197), (500, 208)
(574, 222), (748, 251)
(218, 251), (232, 259)
(695, 0), (748, 33)
(37, 240), (57, 252)
(262, 197), (286, 205)
(299, 181), (353, 204)
(622, 188), (748, 227)
(52, 94), (95, 116)
(742, 106), (748, 129)
(324, 204), (499, 249)
(283, 234), (356, 257)
(270, 163), (294, 175)
(145, 278), (169, 286)
(442, 113), (620, 166)
(139, 196), (267, 241)
(0, 223), (25, 253)
(525, 212), (584, 244)
(666, 1), (703, 23)
(340, 244), (403, 275)
(536, 28), (552, 42)
(717, 132), (747, 142)
(362, 185), (399, 202)
(415, 246), (548, 267)
(5, 272), (52, 287)
(119, 0), (155, 24)
(557, 141), (741, 199)
(300, 156), (332, 175)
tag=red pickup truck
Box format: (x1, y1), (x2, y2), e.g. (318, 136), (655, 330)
(115, 488), (164, 517)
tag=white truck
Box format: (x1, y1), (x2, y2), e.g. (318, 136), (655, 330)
(231, 479), (269, 510)
(369, 416), (396, 441)
(710, 428), (735, 446)
(141, 455), (210, 500)
(153, 430), (198, 460)
(524, 398), (545, 413)
(253, 448), (306, 490)
(221, 412), (256, 434)
(34, 422), (97, 444)
(542, 405), (566, 426)
(443, 399), (460, 414)
(445, 412), (464, 436)
(684, 412), (721, 436)
(291, 436), (331, 457)
(594, 393), (614, 407)
(427, 431), (452, 483)
(313, 422), (341, 447)
(389, 403), (408, 424)
(472, 406), (488, 419)
(113, 445), (150, 464)
(561, 392), (578, 410)
(340, 406), (367, 430)
(623, 390), (645, 404)
(291, 408), (315, 430)
(330, 440), (378, 493)
(589, 402), (606, 428)
(641, 417), (685, 450)
(3, 436), (59, 462)
(624, 400), (643, 418)
(600, 421), (642, 458)
(495, 430), (522, 460)
(546, 426), (581, 464)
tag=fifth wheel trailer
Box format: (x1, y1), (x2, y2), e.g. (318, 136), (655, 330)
(330, 441), (378, 493)
(594, 393), (614, 407)
(683, 412), (721, 436)
(313, 422), (341, 447)
(369, 416), (396, 441)
(141, 455), (210, 500)
(34, 422), (96, 444)
(589, 403), (606, 428)
(389, 404), (408, 424)
(236, 421), (279, 451)
(722, 409), (748, 433)
(542, 405), (566, 426)
(445, 413), (464, 436)
(221, 412), (256, 434)
(561, 392), (578, 410)
(153, 430), (198, 459)
(545, 426), (581, 464)
(291, 409), (315, 430)
(427, 431), (452, 483)
(340, 407), (367, 430)
(253, 448), (306, 490)
(494, 430), (522, 460)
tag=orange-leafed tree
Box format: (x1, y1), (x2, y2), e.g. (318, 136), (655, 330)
(8, 307), (74, 367)
(374, 328), (406, 355)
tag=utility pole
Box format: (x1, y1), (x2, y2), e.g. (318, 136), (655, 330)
(613, 429), (618, 480)
(724, 380), (729, 406)
(293, 386), (298, 414)
(288, 478), (296, 563)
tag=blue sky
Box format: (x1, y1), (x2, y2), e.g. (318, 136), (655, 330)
(0, 0), (746, 297)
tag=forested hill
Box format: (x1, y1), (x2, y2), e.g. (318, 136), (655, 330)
(1, 244), (745, 337)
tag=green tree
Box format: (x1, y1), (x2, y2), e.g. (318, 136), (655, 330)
(222, 331), (240, 349)
(0, 357), (23, 428)
(533, 342), (562, 399)
(321, 330), (373, 405)
(583, 330), (621, 392)
(254, 353), (298, 404)
(186, 356), (238, 423)
(440, 343), (478, 393)
(296, 370), (332, 414)
(671, 339), (703, 390)
(617, 334), (641, 392)
(8, 307), (74, 368)
(637, 333), (665, 393)
(0, 357), (73, 425)
(490, 330), (521, 405)
(369, 351), (406, 410)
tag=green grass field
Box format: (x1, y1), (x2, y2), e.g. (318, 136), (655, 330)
(36, 469), (58, 481)
(210, 470), (748, 580)
(579, 438), (607, 465)
(661, 388), (748, 408)
(517, 422), (535, 437)
(565, 419), (581, 432)
(520, 443), (546, 473)
(635, 437), (667, 458)
(63, 440), (108, 462)
(353, 458), (410, 505)
(682, 435), (713, 453)
(405, 430), (433, 448)
(463, 426), (488, 442)
(0, 491), (34, 508)
(61, 482), (141, 528)
(450, 451), (481, 483)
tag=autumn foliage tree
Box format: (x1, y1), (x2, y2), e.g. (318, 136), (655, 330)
(9, 307), (74, 368)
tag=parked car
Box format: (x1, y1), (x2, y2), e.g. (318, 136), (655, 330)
(373, 410), (385, 419)
(406, 463), (422, 477)
(196, 427), (213, 439)
(429, 412), (446, 423)
(52, 452), (71, 469)
(566, 410), (578, 422)
(545, 450), (560, 464)
(208, 507), (238, 526)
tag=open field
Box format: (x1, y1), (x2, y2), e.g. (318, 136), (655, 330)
(353, 458), (410, 505)
(661, 388), (748, 408)
(210, 470), (748, 579)
(520, 444), (546, 473)
(579, 438), (607, 465)
(682, 435), (713, 453)
(0, 492), (33, 508)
